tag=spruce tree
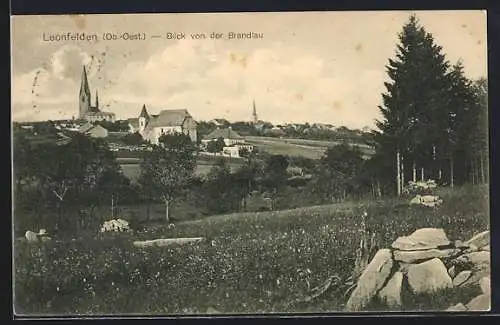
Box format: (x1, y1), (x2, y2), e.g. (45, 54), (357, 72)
(374, 14), (451, 195)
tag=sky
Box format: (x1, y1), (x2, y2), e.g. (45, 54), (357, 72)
(11, 11), (487, 129)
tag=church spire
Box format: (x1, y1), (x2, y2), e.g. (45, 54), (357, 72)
(80, 65), (91, 97)
(252, 99), (258, 124)
(139, 104), (149, 118)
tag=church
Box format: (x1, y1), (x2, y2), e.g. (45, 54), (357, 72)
(78, 66), (116, 122)
(128, 105), (197, 145)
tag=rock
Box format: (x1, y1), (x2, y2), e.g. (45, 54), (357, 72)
(345, 249), (394, 311)
(460, 266), (490, 288)
(480, 245), (490, 251)
(463, 244), (479, 253)
(407, 258), (453, 294)
(378, 271), (403, 307)
(446, 303), (467, 311)
(133, 237), (205, 248)
(40, 236), (52, 243)
(393, 248), (460, 264)
(466, 294), (490, 311)
(205, 307), (220, 314)
(454, 240), (470, 250)
(453, 270), (472, 287)
(453, 251), (490, 268)
(466, 231), (489, 250)
(480, 276), (490, 295)
(448, 266), (456, 278)
(391, 228), (450, 251)
(25, 231), (39, 243)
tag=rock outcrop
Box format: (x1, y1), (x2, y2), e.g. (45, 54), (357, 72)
(345, 228), (490, 312)
(133, 237), (205, 248)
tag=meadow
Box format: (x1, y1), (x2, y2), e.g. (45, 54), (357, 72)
(245, 136), (375, 160)
(14, 185), (489, 315)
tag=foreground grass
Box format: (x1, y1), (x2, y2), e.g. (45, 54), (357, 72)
(14, 185), (489, 315)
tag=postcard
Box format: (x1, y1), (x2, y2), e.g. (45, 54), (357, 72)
(11, 11), (489, 316)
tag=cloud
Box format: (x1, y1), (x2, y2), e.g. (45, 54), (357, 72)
(12, 40), (386, 128)
(98, 40), (385, 128)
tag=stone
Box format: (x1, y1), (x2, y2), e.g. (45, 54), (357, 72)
(480, 245), (490, 252)
(25, 231), (39, 243)
(454, 240), (470, 250)
(466, 231), (489, 250)
(206, 307), (220, 314)
(448, 265), (456, 278)
(463, 244), (479, 253)
(453, 251), (490, 268)
(466, 294), (491, 311)
(133, 237), (205, 248)
(446, 303), (467, 312)
(391, 228), (450, 251)
(407, 258), (453, 294)
(378, 271), (403, 307)
(480, 276), (490, 295)
(452, 270), (472, 287)
(393, 248), (460, 264)
(460, 266), (490, 288)
(345, 249), (394, 311)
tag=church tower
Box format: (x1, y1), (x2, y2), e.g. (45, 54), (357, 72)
(252, 99), (258, 124)
(138, 104), (149, 133)
(79, 66), (91, 118)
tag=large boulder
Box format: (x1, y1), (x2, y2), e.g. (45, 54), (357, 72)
(452, 251), (490, 269)
(466, 294), (490, 311)
(345, 249), (394, 311)
(393, 248), (460, 264)
(480, 277), (491, 295)
(466, 231), (489, 250)
(452, 270), (472, 287)
(378, 271), (403, 308)
(407, 258), (453, 294)
(392, 228), (450, 251)
(25, 231), (39, 243)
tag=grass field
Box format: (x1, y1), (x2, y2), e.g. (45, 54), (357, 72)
(245, 136), (375, 160)
(120, 160), (245, 182)
(14, 185), (489, 315)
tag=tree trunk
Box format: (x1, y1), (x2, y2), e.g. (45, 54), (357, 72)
(450, 156), (454, 188)
(421, 167), (424, 182)
(396, 149), (401, 196)
(401, 155), (405, 192)
(471, 159), (475, 185)
(480, 151), (485, 184)
(412, 160), (416, 182)
(146, 200), (150, 222)
(165, 199), (170, 222)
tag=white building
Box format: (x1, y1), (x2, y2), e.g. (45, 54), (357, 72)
(128, 105), (197, 145)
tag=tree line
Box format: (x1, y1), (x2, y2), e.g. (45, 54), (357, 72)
(372, 15), (488, 196)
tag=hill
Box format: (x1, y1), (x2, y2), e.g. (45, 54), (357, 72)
(14, 185), (488, 314)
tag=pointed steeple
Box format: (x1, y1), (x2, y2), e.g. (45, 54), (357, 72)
(139, 104), (149, 118)
(80, 65), (91, 97)
(252, 99), (258, 124)
(95, 90), (99, 110)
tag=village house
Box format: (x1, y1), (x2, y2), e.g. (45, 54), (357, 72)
(128, 105), (197, 145)
(78, 122), (109, 138)
(202, 127), (254, 158)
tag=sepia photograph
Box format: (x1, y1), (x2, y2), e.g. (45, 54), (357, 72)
(11, 11), (489, 316)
